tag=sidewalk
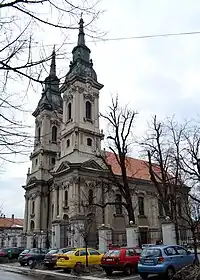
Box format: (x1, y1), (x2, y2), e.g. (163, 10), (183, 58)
(0, 263), (110, 280)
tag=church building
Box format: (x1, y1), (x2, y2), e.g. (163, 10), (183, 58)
(22, 18), (168, 249)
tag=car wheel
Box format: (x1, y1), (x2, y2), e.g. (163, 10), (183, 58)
(139, 272), (149, 279)
(28, 259), (34, 266)
(20, 263), (25, 266)
(104, 268), (113, 276)
(165, 267), (175, 280)
(124, 265), (132, 276)
(63, 268), (71, 273)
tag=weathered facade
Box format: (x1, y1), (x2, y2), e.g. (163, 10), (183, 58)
(22, 18), (181, 249)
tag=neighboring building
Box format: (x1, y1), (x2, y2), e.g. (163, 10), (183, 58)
(22, 18), (186, 249)
(0, 215), (24, 248)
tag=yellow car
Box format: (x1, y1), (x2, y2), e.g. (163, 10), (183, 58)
(56, 248), (104, 270)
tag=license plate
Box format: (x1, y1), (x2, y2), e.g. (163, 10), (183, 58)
(144, 259), (154, 264)
(45, 261), (49, 263)
(106, 259), (113, 261)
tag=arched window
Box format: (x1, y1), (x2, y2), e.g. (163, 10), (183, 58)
(30, 220), (35, 231)
(52, 126), (57, 142)
(68, 103), (72, 120)
(64, 190), (68, 207)
(138, 197), (144, 216)
(86, 101), (92, 119)
(38, 127), (41, 142)
(88, 189), (93, 205)
(87, 138), (92, 146)
(32, 201), (35, 214)
(115, 194), (122, 214)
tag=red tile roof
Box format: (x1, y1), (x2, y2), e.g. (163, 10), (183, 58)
(106, 151), (159, 181)
(0, 218), (24, 228)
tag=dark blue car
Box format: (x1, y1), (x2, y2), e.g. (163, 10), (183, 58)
(18, 248), (49, 266)
(138, 245), (196, 279)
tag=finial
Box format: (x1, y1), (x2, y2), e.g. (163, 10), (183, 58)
(78, 14), (85, 46)
(50, 45), (56, 76)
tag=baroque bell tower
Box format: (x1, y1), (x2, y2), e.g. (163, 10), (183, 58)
(23, 48), (63, 248)
(60, 17), (104, 159)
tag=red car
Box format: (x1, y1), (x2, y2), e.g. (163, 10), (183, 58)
(101, 247), (141, 276)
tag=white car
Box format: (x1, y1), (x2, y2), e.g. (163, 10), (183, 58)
(141, 244), (155, 249)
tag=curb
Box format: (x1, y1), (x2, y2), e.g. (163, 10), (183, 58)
(0, 264), (110, 280)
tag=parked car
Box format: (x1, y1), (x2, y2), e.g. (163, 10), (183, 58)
(138, 245), (196, 279)
(18, 248), (49, 266)
(56, 248), (104, 271)
(0, 247), (25, 260)
(141, 244), (155, 249)
(44, 248), (73, 269)
(101, 247), (140, 276)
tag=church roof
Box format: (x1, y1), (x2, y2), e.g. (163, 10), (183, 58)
(32, 47), (63, 117)
(61, 17), (103, 91)
(0, 218), (24, 228)
(106, 151), (160, 182)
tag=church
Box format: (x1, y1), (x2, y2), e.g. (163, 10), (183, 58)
(22, 18), (168, 250)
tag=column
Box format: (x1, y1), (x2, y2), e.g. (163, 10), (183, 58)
(70, 219), (85, 248)
(98, 226), (112, 253)
(162, 222), (177, 245)
(27, 199), (31, 231)
(126, 224), (138, 247)
(35, 193), (41, 230)
(23, 196), (28, 232)
(55, 224), (61, 248)
(59, 188), (63, 218)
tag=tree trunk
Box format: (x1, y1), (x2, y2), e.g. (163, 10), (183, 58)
(85, 241), (88, 267)
(126, 195), (135, 224)
(192, 230), (199, 263)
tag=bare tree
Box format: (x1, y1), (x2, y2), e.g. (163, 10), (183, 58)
(178, 195), (200, 262)
(99, 96), (138, 223)
(141, 116), (190, 244)
(0, 0), (102, 166)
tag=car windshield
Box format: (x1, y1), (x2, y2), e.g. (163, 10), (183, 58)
(21, 249), (30, 254)
(135, 248), (142, 254)
(2, 248), (9, 252)
(105, 250), (121, 257)
(141, 248), (161, 258)
(64, 250), (76, 255)
(47, 249), (58, 254)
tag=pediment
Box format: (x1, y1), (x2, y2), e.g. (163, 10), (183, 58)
(27, 176), (37, 186)
(56, 161), (70, 173)
(81, 159), (103, 171)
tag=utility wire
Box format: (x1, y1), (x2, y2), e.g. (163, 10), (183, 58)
(14, 29), (200, 50)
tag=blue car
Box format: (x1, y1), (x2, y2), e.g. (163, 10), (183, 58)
(138, 245), (196, 279)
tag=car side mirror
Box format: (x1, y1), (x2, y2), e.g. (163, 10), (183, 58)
(187, 251), (191, 255)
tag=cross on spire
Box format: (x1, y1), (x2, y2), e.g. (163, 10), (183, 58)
(78, 14), (85, 46)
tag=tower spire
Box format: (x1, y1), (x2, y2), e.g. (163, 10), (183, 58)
(50, 45), (56, 76)
(78, 14), (85, 46)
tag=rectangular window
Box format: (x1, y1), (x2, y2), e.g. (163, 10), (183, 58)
(52, 204), (54, 220)
(138, 197), (144, 216)
(158, 199), (164, 216)
(32, 201), (35, 214)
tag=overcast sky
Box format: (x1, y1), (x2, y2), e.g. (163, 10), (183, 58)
(1, 0), (200, 218)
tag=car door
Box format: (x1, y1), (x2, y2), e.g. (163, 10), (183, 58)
(175, 246), (193, 267)
(88, 249), (102, 265)
(164, 246), (181, 271)
(78, 249), (88, 265)
(125, 249), (138, 268)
